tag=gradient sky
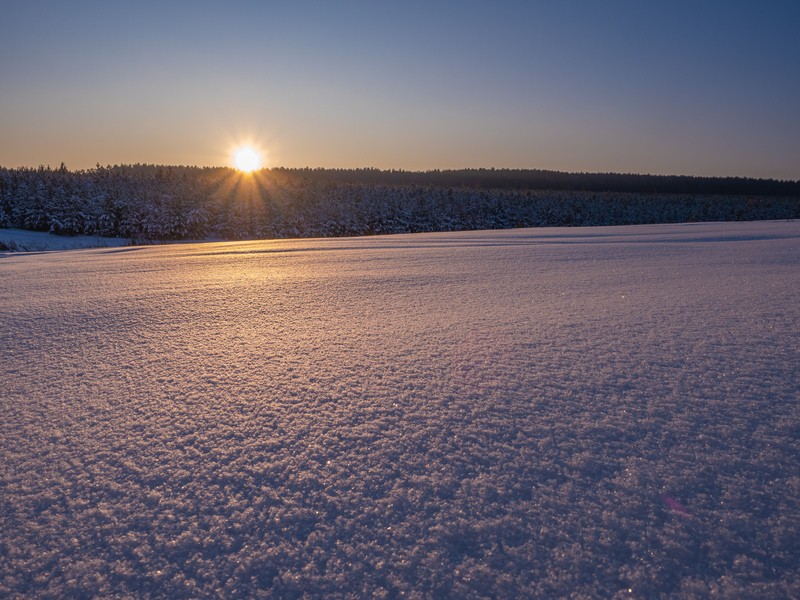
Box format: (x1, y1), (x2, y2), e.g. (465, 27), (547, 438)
(2, 1), (799, 179)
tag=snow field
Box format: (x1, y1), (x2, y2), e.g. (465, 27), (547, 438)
(0, 228), (128, 252)
(1, 221), (798, 598)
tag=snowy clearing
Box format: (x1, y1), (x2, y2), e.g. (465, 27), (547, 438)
(1, 221), (798, 598)
(0, 228), (128, 253)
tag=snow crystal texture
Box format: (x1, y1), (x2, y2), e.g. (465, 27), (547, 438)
(1, 221), (799, 598)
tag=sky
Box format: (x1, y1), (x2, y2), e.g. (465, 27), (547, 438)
(1, 1), (799, 179)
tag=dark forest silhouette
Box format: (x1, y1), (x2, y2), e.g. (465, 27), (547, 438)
(1, 165), (797, 242)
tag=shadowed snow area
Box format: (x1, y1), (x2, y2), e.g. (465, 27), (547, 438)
(1, 221), (798, 598)
(0, 228), (129, 252)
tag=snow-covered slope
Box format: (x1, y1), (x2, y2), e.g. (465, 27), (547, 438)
(1, 221), (798, 597)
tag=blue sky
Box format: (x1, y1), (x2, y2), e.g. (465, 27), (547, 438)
(1, 1), (798, 178)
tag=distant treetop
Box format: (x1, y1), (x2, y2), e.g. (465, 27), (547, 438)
(2, 164), (798, 196)
(274, 167), (800, 197)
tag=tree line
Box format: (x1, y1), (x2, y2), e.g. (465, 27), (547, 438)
(1, 164), (797, 242)
(271, 167), (800, 196)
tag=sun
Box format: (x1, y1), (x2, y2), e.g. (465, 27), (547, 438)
(233, 146), (262, 172)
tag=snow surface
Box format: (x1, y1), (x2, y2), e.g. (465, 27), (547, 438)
(0, 228), (129, 253)
(1, 221), (798, 598)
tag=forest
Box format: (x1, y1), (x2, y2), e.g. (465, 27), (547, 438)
(1, 164), (798, 242)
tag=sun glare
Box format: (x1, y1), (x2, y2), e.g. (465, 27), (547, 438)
(233, 146), (262, 172)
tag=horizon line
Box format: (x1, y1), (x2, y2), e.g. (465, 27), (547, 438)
(2, 162), (798, 183)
